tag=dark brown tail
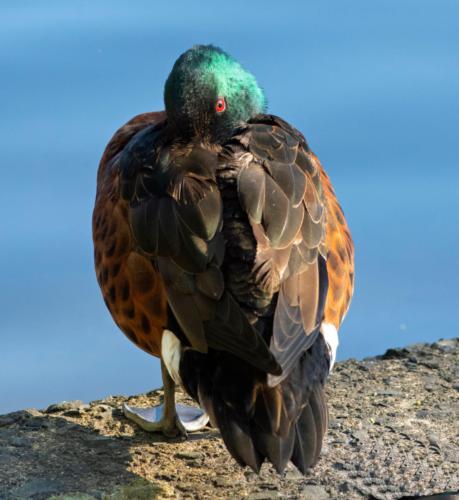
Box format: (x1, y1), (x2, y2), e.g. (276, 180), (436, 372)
(180, 334), (330, 473)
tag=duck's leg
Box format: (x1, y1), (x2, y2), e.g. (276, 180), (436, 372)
(123, 359), (185, 438)
(123, 358), (209, 438)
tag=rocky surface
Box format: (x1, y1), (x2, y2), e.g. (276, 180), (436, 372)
(0, 339), (458, 499)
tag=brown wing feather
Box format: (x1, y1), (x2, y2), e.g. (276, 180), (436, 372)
(116, 120), (281, 375)
(225, 115), (329, 384)
(93, 112), (168, 357)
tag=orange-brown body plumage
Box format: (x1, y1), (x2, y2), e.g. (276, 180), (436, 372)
(315, 154), (354, 329)
(93, 112), (168, 357)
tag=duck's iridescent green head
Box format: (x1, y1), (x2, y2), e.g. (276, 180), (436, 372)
(164, 45), (267, 143)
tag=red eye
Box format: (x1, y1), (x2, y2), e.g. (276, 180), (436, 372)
(215, 97), (226, 113)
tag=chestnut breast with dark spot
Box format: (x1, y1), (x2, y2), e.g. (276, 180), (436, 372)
(93, 196), (168, 358)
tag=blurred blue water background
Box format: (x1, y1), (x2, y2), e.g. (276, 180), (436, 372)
(1, 1), (458, 414)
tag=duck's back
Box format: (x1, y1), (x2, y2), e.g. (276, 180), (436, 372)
(177, 114), (338, 472)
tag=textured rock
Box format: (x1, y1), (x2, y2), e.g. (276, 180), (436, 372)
(0, 338), (458, 499)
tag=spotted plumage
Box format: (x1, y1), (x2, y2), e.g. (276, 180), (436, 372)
(93, 45), (354, 472)
(94, 112), (169, 357)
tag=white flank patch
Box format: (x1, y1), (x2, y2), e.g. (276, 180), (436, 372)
(161, 330), (183, 386)
(320, 322), (339, 372)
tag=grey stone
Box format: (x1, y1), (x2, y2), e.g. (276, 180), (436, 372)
(416, 410), (429, 419)
(84, 433), (112, 443)
(284, 468), (303, 480)
(9, 435), (30, 447)
(247, 492), (279, 500)
(428, 433), (441, 450)
(424, 361), (440, 369)
(94, 404), (113, 411)
(10, 479), (64, 497)
(185, 459), (202, 467)
(49, 494), (97, 500)
(436, 338), (457, 351)
(63, 409), (84, 417)
(375, 390), (403, 397)
(174, 451), (202, 460)
(23, 417), (49, 429)
(351, 430), (368, 442)
(214, 477), (234, 487)
(0, 413), (20, 427)
(300, 485), (329, 499)
(92, 405), (113, 421)
(0, 449), (13, 465)
(259, 482), (278, 490)
(244, 470), (259, 482)
(46, 401), (85, 413)
(175, 482), (195, 492)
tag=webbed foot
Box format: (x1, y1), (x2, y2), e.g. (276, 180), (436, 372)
(123, 402), (208, 438)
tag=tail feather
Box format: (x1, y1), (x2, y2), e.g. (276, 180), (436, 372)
(291, 402), (317, 473)
(291, 385), (328, 473)
(214, 398), (264, 472)
(180, 334), (330, 474)
(252, 424), (296, 473)
(253, 385), (294, 437)
(312, 384), (329, 438)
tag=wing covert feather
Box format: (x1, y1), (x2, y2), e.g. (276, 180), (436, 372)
(223, 115), (330, 383)
(119, 127), (280, 375)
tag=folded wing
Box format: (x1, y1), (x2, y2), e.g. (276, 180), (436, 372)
(119, 124), (280, 375)
(222, 115), (329, 385)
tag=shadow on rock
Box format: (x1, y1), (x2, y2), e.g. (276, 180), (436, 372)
(0, 409), (151, 499)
